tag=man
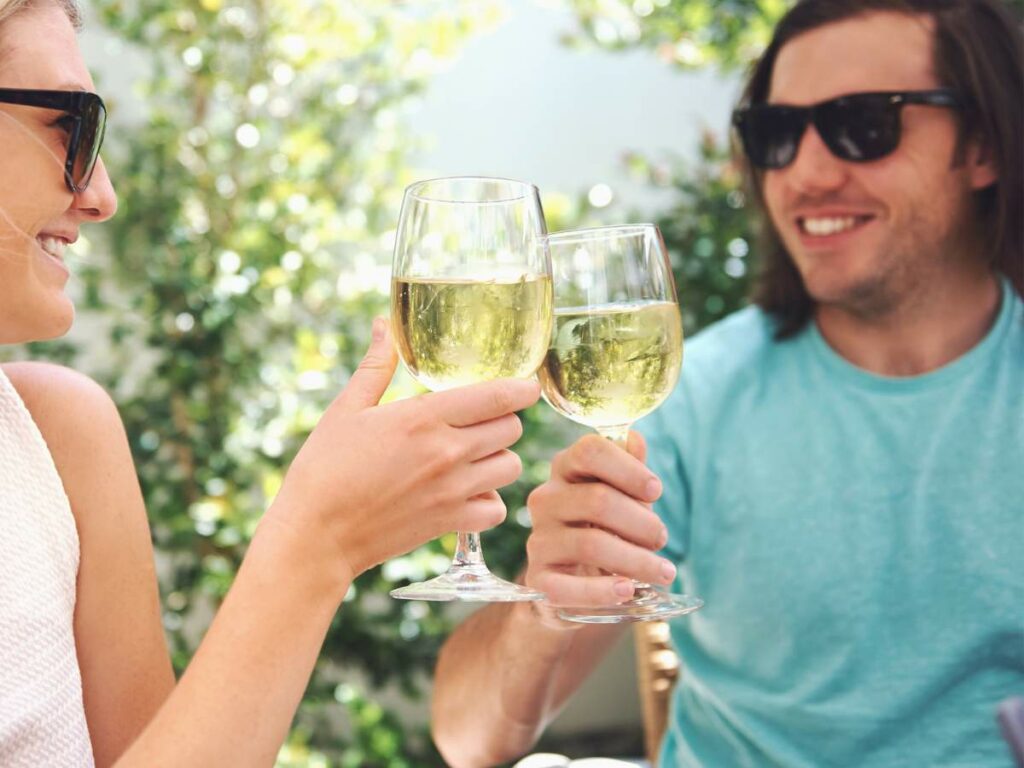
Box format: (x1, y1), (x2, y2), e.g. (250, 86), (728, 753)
(431, 0), (1024, 766)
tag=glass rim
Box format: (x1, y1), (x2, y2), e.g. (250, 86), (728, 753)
(405, 175), (540, 205)
(547, 223), (659, 245)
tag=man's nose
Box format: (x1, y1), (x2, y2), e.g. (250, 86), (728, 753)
(782, 123), (849, 194)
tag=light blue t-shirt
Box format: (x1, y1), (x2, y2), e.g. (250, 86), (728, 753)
(638, 278), (1024, 767)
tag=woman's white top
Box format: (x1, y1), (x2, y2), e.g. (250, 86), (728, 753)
(0, 367), (94, 766)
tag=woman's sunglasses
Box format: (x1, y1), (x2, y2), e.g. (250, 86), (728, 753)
(732, 89), (960, 170)
(0, 88), (107, 193)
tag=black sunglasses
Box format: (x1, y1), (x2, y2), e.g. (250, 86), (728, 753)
(0, 88), (107, 193)
(732, 89), (960, 170)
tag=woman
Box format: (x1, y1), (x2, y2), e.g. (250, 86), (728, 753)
(0, 0), (539, 764)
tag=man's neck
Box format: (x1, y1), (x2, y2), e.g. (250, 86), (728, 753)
(814, 269), (1002, 377)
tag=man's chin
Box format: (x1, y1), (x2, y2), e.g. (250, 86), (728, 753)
(803, 272), (900, 320)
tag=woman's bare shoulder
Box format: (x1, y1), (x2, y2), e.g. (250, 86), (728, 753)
(1, 361), (129, 476)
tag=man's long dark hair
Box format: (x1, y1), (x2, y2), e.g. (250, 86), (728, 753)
(739, 0), (1023, 338)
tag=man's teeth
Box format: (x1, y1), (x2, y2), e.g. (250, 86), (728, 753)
(37, 237), (67, 259)
(801, 216), (860, 236)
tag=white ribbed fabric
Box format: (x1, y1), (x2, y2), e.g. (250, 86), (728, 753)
(0, 367), (94, 766)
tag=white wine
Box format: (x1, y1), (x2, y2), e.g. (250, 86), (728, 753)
(540, 301), (682, 429)
(392, 275), (553, 391)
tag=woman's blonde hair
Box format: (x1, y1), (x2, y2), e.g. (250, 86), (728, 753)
(0, 0), (81, 29)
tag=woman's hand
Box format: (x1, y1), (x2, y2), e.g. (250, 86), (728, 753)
(264, 317), (541, 588)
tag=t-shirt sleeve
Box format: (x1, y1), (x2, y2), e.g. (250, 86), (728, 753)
(637, 396), (693, 566)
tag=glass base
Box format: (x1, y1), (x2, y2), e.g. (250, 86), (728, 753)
(556, 585), (703, 624)
(390, 563), (545, 602)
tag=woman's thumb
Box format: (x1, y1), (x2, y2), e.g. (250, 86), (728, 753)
(334, 317), (399, 412)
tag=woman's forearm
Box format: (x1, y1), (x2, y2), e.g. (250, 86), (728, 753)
(115, 513), (348, 767)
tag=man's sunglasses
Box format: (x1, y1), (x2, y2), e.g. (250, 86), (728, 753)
(0, 88), (107, 193)
(732, 89), (960, 170)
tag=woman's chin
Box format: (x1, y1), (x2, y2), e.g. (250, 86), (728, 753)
(40, 304), (75, 340)
(0, 302), (75, 345)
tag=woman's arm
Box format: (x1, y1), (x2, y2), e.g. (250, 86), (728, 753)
(4, 362), (175, 767)
(7, 318), (539, 766)
(114, 320), (539, 766)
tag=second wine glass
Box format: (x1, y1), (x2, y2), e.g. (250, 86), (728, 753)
(389, 176), (552, 602)
(539, 224), (703, 623)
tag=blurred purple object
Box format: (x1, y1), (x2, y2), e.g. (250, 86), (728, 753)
(998, 697), (1024, 767)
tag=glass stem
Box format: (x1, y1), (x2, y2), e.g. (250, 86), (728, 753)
(453, 531), (486, 570)
(596, 424), (646, 592)
(596, 424), (632, 450)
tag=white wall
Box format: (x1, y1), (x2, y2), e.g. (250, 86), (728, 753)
(407, 0), (738, 212)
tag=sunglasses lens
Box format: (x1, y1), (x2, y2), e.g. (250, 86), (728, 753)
(817, 95), (900, 162)
(739, 106), (806, 169)
(71, 98), (106, 190)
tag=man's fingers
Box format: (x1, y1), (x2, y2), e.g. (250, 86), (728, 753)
(530, 527), (676, 588)
(543, 483), (667, 551)
(429, 378), (541, 427)
(333, 317), (399, 413)
(626, 430), (647, 463)
(530, 570), (636, 608)
(552, 434), (662, 503)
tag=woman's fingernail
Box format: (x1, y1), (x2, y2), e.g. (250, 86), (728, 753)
(646, 477), (662, 499)
(658, 526), (669, 549)
(613, 580), (634, 598)
(372, 317), (385, 341)
(660, 560), (677, 583)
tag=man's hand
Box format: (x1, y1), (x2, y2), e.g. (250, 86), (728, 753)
(524, 431), (677, 608)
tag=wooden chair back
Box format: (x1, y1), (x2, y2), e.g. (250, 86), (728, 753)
(633, 621), (680, 765)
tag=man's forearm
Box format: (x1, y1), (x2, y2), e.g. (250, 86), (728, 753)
(432, 599), (623, 768)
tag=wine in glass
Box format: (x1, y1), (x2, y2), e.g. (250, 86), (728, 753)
(389, 176), (552, 602)
(539, 224), (703, 622)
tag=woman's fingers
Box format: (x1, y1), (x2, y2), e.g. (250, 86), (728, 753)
(459, 450), (523, 499)
(459, 413), (524, 462)
(454, 490), (508, 533)
(429, 378), (540, 428)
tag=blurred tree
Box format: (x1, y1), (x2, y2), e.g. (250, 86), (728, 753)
(622, 136), (757, 336)
(561, 0), (788, 69)
(562, 0), (1024, 70)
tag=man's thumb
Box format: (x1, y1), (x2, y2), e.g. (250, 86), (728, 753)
(626, 430), (648, 463)
(336, 317), (398, 412)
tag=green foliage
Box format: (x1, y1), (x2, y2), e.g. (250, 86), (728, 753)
(561, 0), (788, 69)
(623, 137), (758, 334)
(563, 0), (1024, 69)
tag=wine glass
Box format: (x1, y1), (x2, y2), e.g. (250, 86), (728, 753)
(389, 176), (552, 602)
(539, 224), (703, 623)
